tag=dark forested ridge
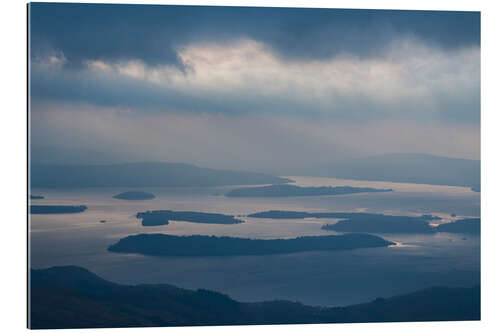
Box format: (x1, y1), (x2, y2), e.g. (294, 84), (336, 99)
(137, 210), (244, 226)
(29, 266), (480, 329)
(30, 162), (291, 188)
(30, 205), (87, 214)
(226, 184), (392, 197)
(108, 233), (393, 256)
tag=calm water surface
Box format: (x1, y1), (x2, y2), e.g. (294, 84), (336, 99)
(29, 176), (480, 306)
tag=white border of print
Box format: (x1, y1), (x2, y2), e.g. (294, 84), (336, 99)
(1, 0), (498, 333)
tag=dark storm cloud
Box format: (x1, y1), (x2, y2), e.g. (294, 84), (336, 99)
(29, 3), (480, 67)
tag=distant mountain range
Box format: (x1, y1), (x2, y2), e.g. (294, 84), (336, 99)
(30, 162), (290, 188)
(317, 153), (480, 191)
(29, 152), (480, 190)
(29, 266), (480, 329)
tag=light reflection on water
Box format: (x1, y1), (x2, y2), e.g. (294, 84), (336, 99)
(29, 176), (480, 307)
(388, 242), (416, 248)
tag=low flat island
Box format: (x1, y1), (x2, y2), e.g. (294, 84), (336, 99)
(226, 184), (392, 197)
(30, 205), (87, 214)
(249, 210), (452, 234)
(108, 233), (394, 256)
(435, 218), (480, 234)
(321, 216), (480, 234)
(137, 210), (244, 226)
(322, 215), (435, 233)
(113, 191), (155, 200)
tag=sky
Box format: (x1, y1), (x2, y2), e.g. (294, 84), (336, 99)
(29, 3), (480, 173)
